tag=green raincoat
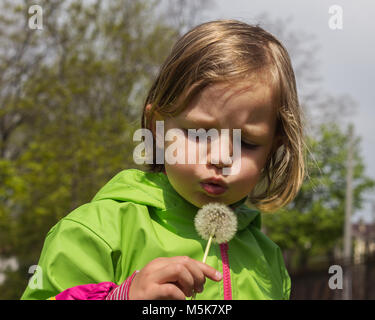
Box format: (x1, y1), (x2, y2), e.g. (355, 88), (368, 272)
(21, 168), (291, 300)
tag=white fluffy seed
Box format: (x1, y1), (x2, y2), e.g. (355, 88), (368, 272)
(194, 202), (238, 244)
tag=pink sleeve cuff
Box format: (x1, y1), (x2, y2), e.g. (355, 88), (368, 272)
(106, 270), (139, 300)
(54, 281), (118, 300)
(52, 271), (139, 300)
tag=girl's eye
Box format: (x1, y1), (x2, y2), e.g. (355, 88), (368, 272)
(241, 141), (259, 149)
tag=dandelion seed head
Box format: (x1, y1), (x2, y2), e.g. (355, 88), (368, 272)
(194, 202), (238, 244)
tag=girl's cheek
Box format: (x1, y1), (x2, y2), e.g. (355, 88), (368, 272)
(240, 153), (263, 175)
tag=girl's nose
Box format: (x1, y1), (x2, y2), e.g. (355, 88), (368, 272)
(207, 133), (233, 168)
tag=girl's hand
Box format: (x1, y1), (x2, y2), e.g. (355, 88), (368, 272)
(128, 256), (222, 300)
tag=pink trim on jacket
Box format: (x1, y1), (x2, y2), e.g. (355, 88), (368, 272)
(219, 242), (232, 300)
(164, 169), (232, 300)
(106, 270), (139, 300)
(53, 271), (139, 300)
(54, 282), (117, 300)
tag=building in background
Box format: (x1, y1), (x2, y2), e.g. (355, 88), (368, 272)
(352, 219), (375, 264)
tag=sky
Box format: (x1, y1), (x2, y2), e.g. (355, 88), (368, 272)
(199, 0), (375, 223)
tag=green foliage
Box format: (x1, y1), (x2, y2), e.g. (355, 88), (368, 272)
(262, 123), (375, 271)
(0, 0), (185, 299)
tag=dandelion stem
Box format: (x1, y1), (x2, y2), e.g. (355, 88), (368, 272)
(202, 234), (214, 264)
(191, 233), (215, 301)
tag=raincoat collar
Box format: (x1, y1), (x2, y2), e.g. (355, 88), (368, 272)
(92, 168), (261, 231)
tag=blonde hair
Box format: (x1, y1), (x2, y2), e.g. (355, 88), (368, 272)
(141, 19), (306, 213)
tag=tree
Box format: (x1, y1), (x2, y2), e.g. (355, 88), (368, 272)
(0, 0), (210, 299)
(262, 123), (374, 271)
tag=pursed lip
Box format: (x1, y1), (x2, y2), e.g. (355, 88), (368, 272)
(201, 177), (228, 188)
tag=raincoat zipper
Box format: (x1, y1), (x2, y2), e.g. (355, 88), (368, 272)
(219, 242), (232, 300)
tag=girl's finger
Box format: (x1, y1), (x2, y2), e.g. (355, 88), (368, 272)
(154, 262), (195, 297)
(158, 283), (186, 300)
(159, 256), (222, 285)
(173, 256), (206, 293)
(192, 259), (223, 282)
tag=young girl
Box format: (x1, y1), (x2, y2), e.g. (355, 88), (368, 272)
(21, 19), (305, 300)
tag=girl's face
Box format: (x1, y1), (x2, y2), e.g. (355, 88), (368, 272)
(149, 79), (280, 208)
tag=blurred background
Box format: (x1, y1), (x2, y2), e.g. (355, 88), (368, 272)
(0, 0), (374, 300)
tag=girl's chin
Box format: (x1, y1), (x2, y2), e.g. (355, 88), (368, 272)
(194, 194), (233, 208)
